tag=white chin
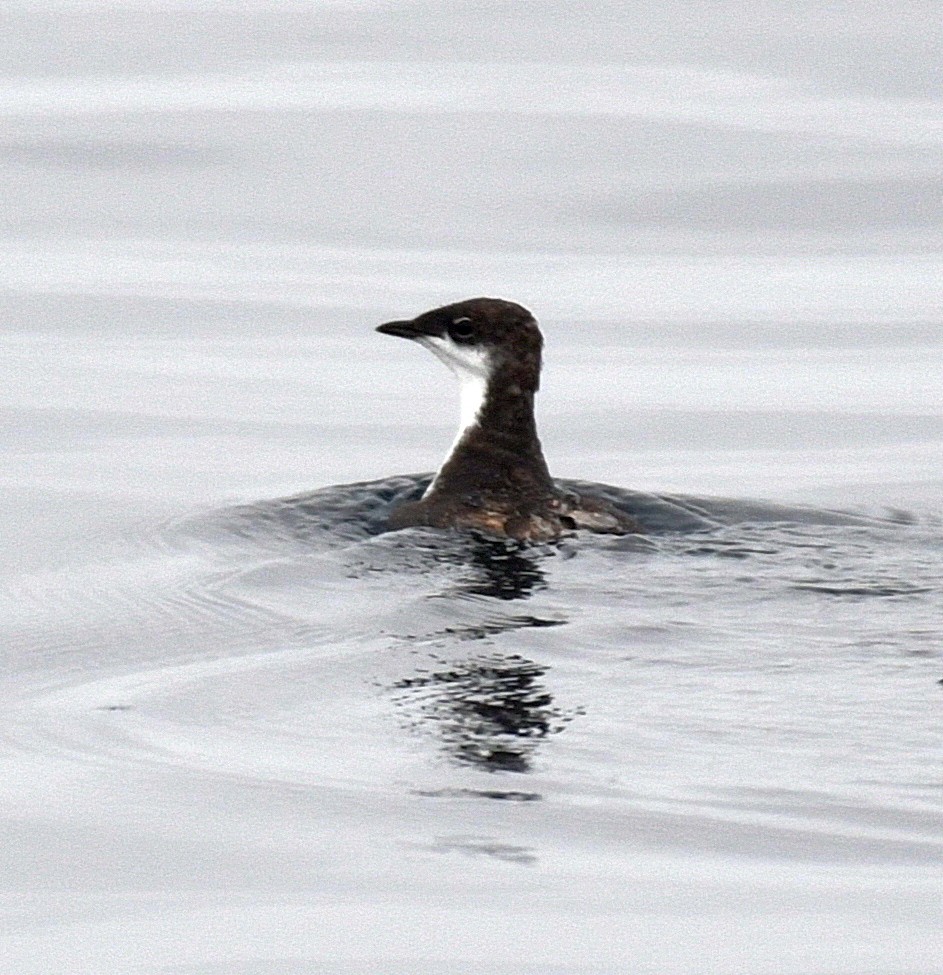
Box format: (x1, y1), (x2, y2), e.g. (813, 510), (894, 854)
(419, 336), (492, 384)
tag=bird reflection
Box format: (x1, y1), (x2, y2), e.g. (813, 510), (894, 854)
(400, 531), (550, 601)
(458, 534), (549, 600)
(387, 531), (573, 773)
(392, 651), (578, 773)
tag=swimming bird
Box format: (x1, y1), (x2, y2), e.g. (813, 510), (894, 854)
(376, 298), (640, 542)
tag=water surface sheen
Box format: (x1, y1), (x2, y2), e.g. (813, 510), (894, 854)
(3, 1), (943, 972)
(4, 483), (943, 975)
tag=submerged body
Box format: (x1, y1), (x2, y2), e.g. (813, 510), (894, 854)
(376, 297), (639, 542)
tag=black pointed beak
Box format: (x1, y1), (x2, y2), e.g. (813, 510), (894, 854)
(376, 319), (422, 340)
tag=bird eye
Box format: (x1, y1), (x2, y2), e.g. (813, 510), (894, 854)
(448, 317), (476, 343)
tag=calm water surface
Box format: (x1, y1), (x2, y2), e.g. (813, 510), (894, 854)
(2, 3), (942, 973)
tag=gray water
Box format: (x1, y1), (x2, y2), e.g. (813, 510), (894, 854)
(2, 3), (942, 973)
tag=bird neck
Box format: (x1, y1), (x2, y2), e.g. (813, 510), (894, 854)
(424, 363), (555, 503)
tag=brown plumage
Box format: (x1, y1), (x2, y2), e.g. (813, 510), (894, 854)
(377, 298), (640, 542)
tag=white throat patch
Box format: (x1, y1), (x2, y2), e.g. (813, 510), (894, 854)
(417, 336), (491, 496)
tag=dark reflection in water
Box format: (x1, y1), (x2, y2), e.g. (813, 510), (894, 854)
(393, 651), (579, 773)
(384, 532), (572, 775)
(456, 534), (550, 601)
(347, 526), (554, 603)
(414, 787), (542, 802)
(429, 835), (538, 865)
